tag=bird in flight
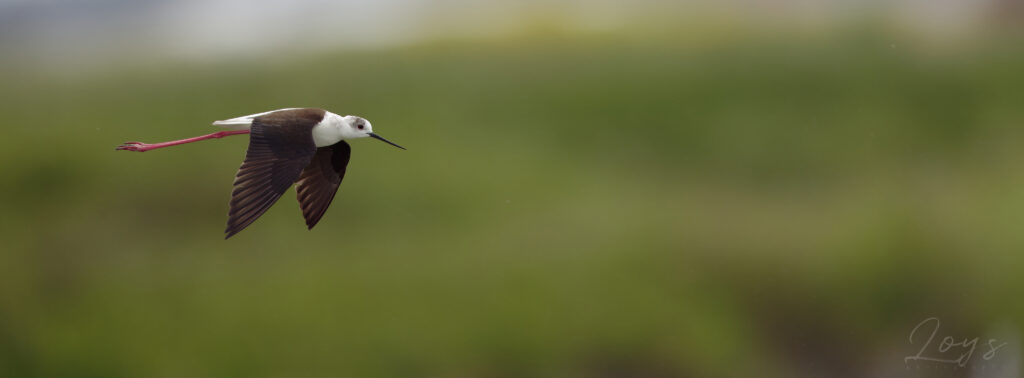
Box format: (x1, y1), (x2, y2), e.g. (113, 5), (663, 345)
(117, 108), (405, 239)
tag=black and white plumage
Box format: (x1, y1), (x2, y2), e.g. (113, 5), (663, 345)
(116, 108), (405, 239)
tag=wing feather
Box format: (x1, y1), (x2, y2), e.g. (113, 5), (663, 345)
(295, 142), (351, 229)
(224, 108), (326, 238)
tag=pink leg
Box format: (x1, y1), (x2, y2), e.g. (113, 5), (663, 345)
(116, 130), (250, 152)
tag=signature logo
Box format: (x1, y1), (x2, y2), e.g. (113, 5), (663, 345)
(905, 317), (1008, 368)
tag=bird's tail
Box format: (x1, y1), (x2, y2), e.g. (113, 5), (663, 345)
(212, 108), (301, 130)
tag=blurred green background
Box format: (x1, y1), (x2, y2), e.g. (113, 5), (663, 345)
(2, 1), (1024, 377)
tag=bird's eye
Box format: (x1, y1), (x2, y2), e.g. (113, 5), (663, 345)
(357, 124), (365, 130)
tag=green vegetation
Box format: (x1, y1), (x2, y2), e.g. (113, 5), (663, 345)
(2, 32), (1023, 377)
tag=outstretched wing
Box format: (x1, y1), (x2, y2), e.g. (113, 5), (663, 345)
(295, 141), (351, 229)
(224, 108), (325, 239)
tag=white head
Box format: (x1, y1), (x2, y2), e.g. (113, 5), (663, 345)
(339, 115), (405, 149)
(340, 115), (373, 139)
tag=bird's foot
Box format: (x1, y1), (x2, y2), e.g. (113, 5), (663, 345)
(116, 141), (155, 152)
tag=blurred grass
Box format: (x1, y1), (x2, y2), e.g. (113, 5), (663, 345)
(1, 30), (1024, 377)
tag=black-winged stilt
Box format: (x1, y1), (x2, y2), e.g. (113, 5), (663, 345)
(117, 108), (404, 238)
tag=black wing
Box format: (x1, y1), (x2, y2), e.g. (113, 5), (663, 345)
(224, 109), (325, 239)
(295, 141), (351, 229)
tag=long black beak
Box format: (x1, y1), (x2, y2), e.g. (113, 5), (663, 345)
(368, 133), (406, 150)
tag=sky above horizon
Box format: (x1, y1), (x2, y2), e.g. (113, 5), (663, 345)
(0, 0), (1007, 69)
